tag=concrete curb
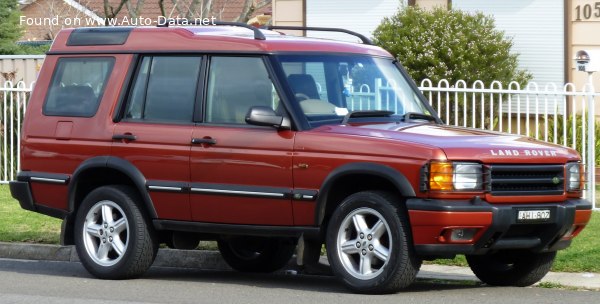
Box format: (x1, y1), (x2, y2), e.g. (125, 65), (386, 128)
(0, 242), (77, 262)
(0, 242), (231, 270)
(1, 242), (599, 290)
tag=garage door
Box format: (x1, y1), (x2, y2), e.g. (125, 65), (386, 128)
(306, 0), (404, 42)
(453, 0), (565, 85)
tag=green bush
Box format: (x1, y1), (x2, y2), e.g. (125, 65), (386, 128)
(372, 6), (532, 86)
(12, 44), (50, 55)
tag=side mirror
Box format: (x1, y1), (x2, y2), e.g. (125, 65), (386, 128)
(245, 106), (291, 130)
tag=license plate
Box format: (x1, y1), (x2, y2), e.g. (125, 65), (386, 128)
(517, 210), (551, 222)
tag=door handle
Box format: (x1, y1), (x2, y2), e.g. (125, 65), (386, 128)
(112, 133), (137, 141)
(191, 138), (217, 145)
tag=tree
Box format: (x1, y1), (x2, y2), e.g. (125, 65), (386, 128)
(103, 0), (144, 26)
(158, 0), (271, 23)
(125, 0), (145, 18)
(32, 0), (91, 40)
(235, 0), (270, 22)
(373, 6), (531, 86)
(0, 0), (22, 54)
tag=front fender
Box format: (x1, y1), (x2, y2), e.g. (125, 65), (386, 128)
(314, 162), (415, 226)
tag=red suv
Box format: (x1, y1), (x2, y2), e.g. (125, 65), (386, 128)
(10, 23), (592, 294)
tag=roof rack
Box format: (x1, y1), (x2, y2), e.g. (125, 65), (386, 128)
(157, 19), (266, 40)
(264, 25), (373, 45)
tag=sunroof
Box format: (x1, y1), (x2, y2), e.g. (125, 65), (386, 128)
(66, 27), (133, 46)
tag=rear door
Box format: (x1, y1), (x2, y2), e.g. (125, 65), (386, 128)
(112, 55), (202, 221)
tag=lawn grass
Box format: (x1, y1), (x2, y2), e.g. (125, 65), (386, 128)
(0, 185), (598, 273)
(0, 185), (61, 243)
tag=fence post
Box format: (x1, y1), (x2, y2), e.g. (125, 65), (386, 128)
(2, 81), (10, 182)
(585, 76), (596, 207)
(374, 78), (382, 110)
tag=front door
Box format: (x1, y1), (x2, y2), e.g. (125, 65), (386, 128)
(190, 56), (295, 225)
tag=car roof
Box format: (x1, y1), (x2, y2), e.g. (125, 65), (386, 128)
(49, 26), (393, 57)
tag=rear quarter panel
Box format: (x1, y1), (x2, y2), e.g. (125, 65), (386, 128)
(20, 54), (134, 210)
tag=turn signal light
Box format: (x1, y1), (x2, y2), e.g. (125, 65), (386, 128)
(429, 162), (453, 191)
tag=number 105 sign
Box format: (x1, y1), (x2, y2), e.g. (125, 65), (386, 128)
(575, 2), (600, 20)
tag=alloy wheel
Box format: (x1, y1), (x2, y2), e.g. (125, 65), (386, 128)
(82, 200), (130, 267)
(336, 207), (392, 280)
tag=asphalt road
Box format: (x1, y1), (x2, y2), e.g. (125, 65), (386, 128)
(0, 258), (597, 304)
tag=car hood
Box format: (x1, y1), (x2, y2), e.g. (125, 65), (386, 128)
(313, 122), (580, 163)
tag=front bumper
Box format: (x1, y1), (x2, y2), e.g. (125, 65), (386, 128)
(406, 197), (592, 258)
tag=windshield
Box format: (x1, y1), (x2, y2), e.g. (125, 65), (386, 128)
(277, 55), (431, 127)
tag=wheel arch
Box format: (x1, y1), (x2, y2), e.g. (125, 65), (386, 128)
(314, 162), (416, 229)
(62, 156), (156, 245)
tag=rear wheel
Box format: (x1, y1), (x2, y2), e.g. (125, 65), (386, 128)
(74, 185), (157, 279)
(466, 251), (556, 286)
(217, 236), (296, 273)
(326, 191), (421, 294)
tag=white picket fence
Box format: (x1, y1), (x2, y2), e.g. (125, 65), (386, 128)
(1, 79), (598, 208)
(0, 81), (31, 183)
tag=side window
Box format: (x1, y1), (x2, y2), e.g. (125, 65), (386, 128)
(43, 57), (114, 117)
(205, 57), (281, 124)
(125, 56), (201, 123)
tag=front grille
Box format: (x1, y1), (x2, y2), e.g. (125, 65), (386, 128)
(487, 164), (564, 196)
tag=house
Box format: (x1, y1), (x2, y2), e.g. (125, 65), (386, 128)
(6, 1), (270, 83)
(15, 0), (600, 92)
(19, 0), (272, 41)
(272, 0), (598, 93)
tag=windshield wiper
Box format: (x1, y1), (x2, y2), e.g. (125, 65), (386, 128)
(401, 112), (439, 123)
(341, 110), (394, 124)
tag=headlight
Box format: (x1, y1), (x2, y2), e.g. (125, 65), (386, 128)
(566, 162), (584, 191)
(454, 163), (483, 190)
(429, 162), (483, 191)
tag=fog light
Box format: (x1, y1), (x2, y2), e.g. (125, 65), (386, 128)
(450, 228), (478, 242)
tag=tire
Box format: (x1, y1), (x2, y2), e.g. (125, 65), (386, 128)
(466, 251), (556, 286)
(325, 191), (421, 294)
(217, 236), (296, 273)
(74, 185), (158, 279)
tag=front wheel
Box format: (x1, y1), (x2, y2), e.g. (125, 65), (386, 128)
(326, 191), (421, 294)
(74, 185), (158, 279)
(466, 251), (556, 286)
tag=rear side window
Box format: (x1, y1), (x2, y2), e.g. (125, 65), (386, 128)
(124, 56), (202, 123)
(43, 57), (114, 117)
